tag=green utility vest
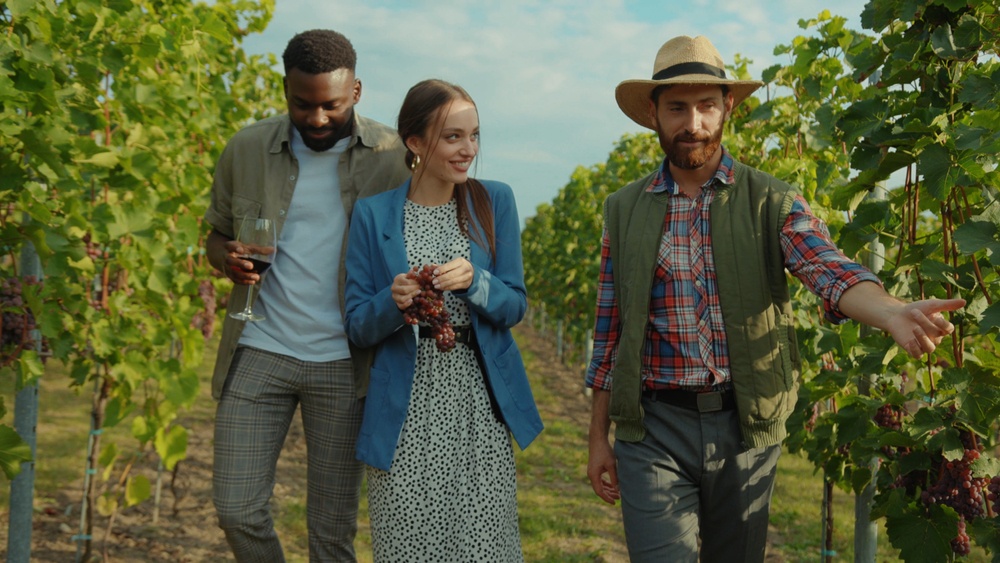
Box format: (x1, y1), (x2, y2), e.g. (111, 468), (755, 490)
(605, 161), (802, 449)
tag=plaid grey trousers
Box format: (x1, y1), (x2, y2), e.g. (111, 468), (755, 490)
(212, 346), (364, 562)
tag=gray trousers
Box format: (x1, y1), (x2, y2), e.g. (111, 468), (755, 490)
(213, 347), (364, 562)
(615, 397), (780, 563)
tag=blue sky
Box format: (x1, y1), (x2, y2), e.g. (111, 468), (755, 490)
(240, 0), (872, 225)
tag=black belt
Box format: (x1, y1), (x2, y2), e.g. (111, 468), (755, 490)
(642, 387), (736, 413)
(418, 324), (474, 344)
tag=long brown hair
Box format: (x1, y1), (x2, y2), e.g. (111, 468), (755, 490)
(397, 79), (496, 262)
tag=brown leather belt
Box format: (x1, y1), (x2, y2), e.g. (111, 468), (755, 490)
(642, 387), (736, 413)
(418, 324), (473, 344)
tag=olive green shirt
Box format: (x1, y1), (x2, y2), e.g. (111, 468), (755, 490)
(205, 113), (410, 400)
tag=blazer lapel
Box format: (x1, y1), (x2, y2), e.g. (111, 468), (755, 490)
(377, 182), (411, 279)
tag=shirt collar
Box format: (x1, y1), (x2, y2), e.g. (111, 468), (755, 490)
(350, 111), (380, 149)
(647, 146), (736, 194)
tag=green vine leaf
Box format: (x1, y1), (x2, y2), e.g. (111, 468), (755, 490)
(953, 220), (1000, 255)
(980, 301), (1000, 333)
(967, 518), (1000, 560)
(930, 23), (960, 59)
(885, 505), (956, 563)
(928, 427), (965, 461)
(919, 144), (961, 201)
(96, 492), (118, 517)
(0, 425), (32, 479)
(124, 474), (151, 507)
(154, 426), (188, 472)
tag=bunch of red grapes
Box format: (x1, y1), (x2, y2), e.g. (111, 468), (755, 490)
(402, 265), (456, 352)
(920, 447), (988, 521)
(191, 279), (217, 341)
(918, 432), (991, 555)
(951, 518), (971, 556)
(873, 403), (903, 431)
(988, 475), (1000, 516)
(1, 276), (45, 364)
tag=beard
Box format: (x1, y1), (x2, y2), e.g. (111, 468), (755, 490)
(296, 108), (354, 152)
(656, 117), (724, 170)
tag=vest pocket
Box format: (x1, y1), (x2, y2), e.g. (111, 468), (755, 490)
(776, 311), (797, 389)
(745, 308), (796, 422)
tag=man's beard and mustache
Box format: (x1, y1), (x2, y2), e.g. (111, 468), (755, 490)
(656, 117), (724, 170)
(297, 108), (354, 152)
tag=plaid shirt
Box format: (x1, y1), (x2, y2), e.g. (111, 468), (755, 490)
(585, 149), (880, 392)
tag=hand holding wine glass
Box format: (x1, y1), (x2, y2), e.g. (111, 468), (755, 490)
(228, 217), (277, 322)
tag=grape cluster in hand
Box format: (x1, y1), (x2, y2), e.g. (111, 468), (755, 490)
(402, 265), (456, 352)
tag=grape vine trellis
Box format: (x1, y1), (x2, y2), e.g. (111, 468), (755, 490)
(522, 1), (1000, 560)
(1, 0), (282, 559)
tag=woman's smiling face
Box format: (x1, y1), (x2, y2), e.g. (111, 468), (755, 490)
(410, 99), (480, 191)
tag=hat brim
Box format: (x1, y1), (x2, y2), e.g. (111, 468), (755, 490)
(615, 76), (764, 130)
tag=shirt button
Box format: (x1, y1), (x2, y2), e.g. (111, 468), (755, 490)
(289, 175), (296, 181)
(695, 280), (703, 287)
(279, 209), (286, 216)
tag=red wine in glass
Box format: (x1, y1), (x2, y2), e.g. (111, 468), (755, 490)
(229, 217), (277, 322)
(241, 257), (273, 275)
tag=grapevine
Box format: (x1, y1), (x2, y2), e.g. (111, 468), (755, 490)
(522, 2), (1000, 559)
(1, 0), (285, 557)
(402, 265), (457, 352)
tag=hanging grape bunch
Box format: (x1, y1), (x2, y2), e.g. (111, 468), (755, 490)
(402, 264), (456, 352)
(190, 279), (217, 341)
(918, 431), (991, 556)
(1, 276), (44, 366)
(873, 403), (903, 431)
(987, 475), (1000, 516)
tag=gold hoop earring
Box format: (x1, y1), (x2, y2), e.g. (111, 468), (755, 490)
(410, 154), (421, 171)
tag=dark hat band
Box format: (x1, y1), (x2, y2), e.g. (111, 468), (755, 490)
(652, 61), (727, 81)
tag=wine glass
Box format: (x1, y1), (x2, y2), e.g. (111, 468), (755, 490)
(228, 217), (277, 322)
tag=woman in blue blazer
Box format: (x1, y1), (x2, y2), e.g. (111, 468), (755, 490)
(344, 79), (542, 562)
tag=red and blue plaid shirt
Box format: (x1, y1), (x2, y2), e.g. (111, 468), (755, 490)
(585, 149), (880, 392)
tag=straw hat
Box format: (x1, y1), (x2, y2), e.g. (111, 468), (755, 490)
(615, 35), (763, 130)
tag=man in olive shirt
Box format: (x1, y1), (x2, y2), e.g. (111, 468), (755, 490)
(204, 29), (409, 562)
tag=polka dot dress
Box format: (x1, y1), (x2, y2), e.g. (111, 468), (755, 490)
(366, 198), (523, 562)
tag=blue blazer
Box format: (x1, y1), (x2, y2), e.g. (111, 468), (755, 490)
(345, 178), (543, 471)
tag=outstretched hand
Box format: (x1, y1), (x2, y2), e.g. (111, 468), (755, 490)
(885, 298), (965, 358)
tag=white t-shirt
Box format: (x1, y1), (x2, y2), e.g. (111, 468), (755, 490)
(238, 129), (351, 362)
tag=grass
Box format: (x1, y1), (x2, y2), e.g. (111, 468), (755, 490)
(2, 327), (995, 562)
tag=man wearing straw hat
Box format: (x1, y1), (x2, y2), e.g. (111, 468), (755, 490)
(585, 35), (965, 562)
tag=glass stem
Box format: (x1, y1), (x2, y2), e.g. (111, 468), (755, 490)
(244, 283), (254, 314)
